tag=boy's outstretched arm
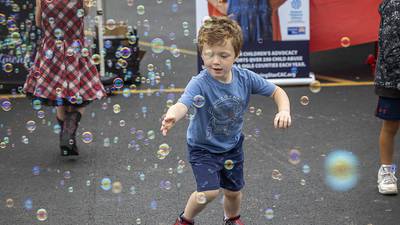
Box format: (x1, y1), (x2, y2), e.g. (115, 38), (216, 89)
(271, 86), (291, 128)
(160, 102), (188, 136)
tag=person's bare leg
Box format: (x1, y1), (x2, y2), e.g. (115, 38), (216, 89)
(66, 105), (85, 114)
(379, 120), (400, 165)
(182, 190), (220, 220)
(74, 106), (85, 115)
(56, 106), (66, 121)
(222, 189), (242, 219)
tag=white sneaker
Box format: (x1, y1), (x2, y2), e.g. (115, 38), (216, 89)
(377, 166), (398, 194)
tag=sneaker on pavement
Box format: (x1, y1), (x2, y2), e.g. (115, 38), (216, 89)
(173, 213), (194, 225)
(224, 215), (245, 225)
(377, 165), (398, 194)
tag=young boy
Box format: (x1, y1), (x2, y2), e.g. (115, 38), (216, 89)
(160, 16), (291, 225)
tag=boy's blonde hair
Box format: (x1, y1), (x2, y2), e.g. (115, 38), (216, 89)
(197, 16), (243, 58)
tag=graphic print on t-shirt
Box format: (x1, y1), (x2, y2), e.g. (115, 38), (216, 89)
(207, 95), (244, 137)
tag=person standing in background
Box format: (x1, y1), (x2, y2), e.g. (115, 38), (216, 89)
(374, 0), (400, 195)
(23, 0), (106, 156)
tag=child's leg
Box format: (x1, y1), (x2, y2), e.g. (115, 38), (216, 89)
(72, 106), (85, 115)
(66, 106), (85, 114)
(222, 189), (242, 219)
(56, 106), (67, 120)
(183, 190), (220, 220)
(379, 120), (400, 164)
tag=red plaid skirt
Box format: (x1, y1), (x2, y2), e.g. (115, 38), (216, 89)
(23, 0), (105, 104)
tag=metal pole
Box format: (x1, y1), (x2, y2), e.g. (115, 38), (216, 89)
(96, 0), (105, 77)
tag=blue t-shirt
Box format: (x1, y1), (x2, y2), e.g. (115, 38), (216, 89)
(178, 66), (277, 153)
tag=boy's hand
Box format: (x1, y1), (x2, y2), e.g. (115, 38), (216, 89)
(160, 113), (177, 136)
(274, 110), (291, 128)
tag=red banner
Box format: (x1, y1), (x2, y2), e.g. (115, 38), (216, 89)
(310, 0), (381, 52)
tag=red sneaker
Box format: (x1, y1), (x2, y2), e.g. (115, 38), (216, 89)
(173, 215), (194, 225)
(224, 215), (244, 225)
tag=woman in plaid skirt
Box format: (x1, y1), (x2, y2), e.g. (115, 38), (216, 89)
(23, 0), (106, 156)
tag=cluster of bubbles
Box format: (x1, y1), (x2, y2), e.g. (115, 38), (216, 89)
(0, 0), (194, 223)
(0, 0), (190, 99)
(0, 1), (40, 81)
(298, 80), (322, 106)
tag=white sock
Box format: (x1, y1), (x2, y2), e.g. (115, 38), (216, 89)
(381, 164), (393, 173)
(224, 212), (228, 220)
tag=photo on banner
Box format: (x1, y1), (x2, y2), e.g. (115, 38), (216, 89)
(196, 0), (313, 85)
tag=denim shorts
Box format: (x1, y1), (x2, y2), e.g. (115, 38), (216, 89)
(376, 96), (400, 120)
(188, 135), (245, 192)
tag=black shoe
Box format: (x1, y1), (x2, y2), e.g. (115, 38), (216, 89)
(57, 117), (70, 156)
(69, 137), (79, 156)
(60, 111), (82, 156)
